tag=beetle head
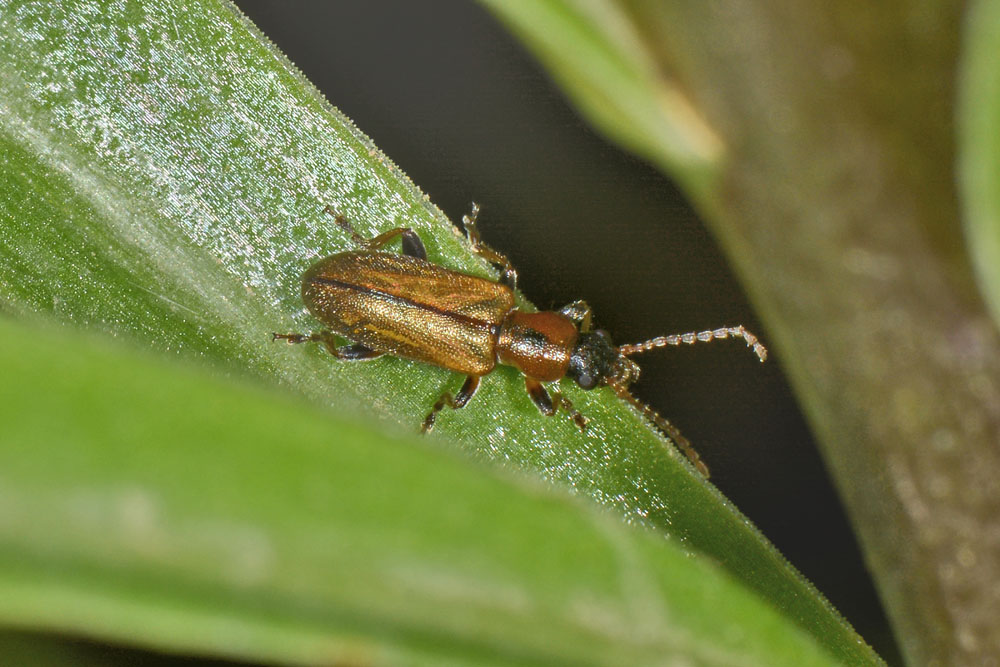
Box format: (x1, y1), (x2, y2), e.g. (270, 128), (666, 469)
(568, 325), (766, 479)
(567, 329), (624, 390)
(569, 325), (768, 391)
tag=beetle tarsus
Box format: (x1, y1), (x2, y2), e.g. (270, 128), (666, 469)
(420, 415), (435, 432)
(422, 374), (481, 432)
(462, 202), (519, 290)
(272, 331), (382, 360)
(524, 378), (589, 430)
(272, 332), (314, 344)
(551, 389), (589, 430)
(323, 206), (367, 247)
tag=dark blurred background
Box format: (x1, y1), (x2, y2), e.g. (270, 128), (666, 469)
(9, 2), (900, 664)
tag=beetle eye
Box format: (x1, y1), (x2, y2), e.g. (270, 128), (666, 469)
(576, 372), (597, 390)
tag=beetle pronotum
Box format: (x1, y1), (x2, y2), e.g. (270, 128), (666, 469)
(274, 204), (766, 476)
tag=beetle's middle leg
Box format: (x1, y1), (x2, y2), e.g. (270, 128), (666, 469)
(272, 331), (383, 360)
(524, 377), (589, 430)
(461, 202), (518, 290)
(422, 375), (481, 432)
(323, 206), (427, 259)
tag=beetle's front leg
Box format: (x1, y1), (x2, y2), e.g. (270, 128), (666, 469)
(272, 331), (383, 360)
(422, 375), (482, 432)
(461, 203), (518, 290)
(524, 378), (589, 430)
(558, 300), (593, 333)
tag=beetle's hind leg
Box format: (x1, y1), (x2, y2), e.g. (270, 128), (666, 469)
(524, 378), (589, 430)
(272, 330), (383, 360)
(461, 203), (518, 290)
(422, 375), (481, 432)
(323, 206), (427, 259)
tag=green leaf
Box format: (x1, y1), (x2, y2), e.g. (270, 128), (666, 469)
(959, 0), (1000, 330)
(0, 317), (839, 666)
(0, 0), (877, 664)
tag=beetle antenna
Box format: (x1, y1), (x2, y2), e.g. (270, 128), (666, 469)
(619, 325), (767, 362)
(610, 382), (710, 478)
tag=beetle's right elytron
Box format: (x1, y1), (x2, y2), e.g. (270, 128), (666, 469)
(275, 203), (767, 477)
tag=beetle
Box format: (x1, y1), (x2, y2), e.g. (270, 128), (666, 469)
(274, 204), (767, 476)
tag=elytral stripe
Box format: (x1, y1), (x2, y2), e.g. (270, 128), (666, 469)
(310, 276), (502, 336)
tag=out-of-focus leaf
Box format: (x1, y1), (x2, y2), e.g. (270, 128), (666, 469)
(0, 317), (841, 666)
(959, 0), (1000, 329)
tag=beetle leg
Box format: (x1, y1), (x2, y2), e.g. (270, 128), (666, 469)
(364, 228), (427, 259)
(524, 377), (555, 416)
(550, 389), (589, 430)
(461, 202), (518, 290)
(323, 206), (427, 259)
(272, 331), (383, 360)
(524, 378), (589, 430)
(324, 206), (366, 246)
(331, 342), (384, 360)
(558, 300), (593, 333)
(422, 375), (481, 432)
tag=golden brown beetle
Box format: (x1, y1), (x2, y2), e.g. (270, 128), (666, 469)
(275, 204), (766, 476)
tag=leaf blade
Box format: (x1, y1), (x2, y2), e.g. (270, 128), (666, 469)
(0, 316), (839, 666)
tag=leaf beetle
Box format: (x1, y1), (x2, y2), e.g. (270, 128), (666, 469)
(275, 204), (767, 476)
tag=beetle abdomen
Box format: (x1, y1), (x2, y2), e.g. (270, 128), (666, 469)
(302, 251), (516, 375)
